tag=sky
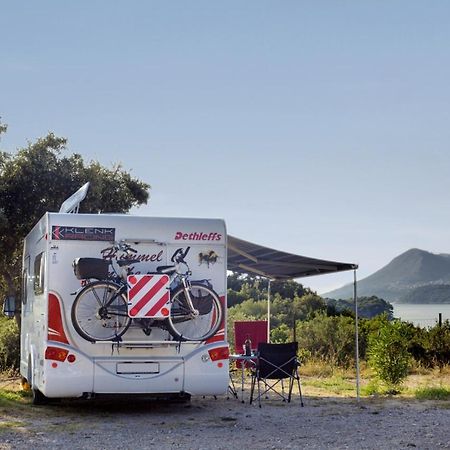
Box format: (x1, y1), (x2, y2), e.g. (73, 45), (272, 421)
(1, 1), (450, 293)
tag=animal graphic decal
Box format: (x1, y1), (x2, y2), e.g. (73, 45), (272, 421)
(198, 250), (219, 267)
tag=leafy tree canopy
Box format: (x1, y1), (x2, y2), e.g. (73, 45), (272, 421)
(227, 272), (312, 308)
(0, 121), (150, 307)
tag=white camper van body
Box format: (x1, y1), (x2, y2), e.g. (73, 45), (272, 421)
(20, 213), (228, 399)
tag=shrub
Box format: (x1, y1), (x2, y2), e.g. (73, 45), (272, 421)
(0, 317), (20, 373)
(270, 324), (291, 343)
(368, 320), (411, 392)
(423, 321), (450, 369)
(297, 313), (356, 368)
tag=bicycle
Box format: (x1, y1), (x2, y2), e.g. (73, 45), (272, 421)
(71, 242), (224, 342)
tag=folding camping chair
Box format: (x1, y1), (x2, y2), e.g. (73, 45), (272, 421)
(234, 320), (268, 356)
(249, 342), (304, 408)
(229, 320), (268, 402)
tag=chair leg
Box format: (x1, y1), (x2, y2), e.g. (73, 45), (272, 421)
(257, 378), (262, 408)
(288, 375), (294, 403)
(228, 374), (238, 400)
(297, 374), (304, 407)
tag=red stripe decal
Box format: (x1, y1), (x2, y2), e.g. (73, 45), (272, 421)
(48, 292), (70, 344)
(206, 334), (226, 344)
(128, 275), (153, 301)
(145, 291), (170, 317)
(205, 295), (226, 344)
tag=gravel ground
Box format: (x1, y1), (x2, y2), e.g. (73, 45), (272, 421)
(1, 393), (450, 449)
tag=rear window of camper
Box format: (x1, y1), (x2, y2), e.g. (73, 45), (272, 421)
(22, 269), (28, 304)
(22, 256), (30, 304)
(34, 252), (45, 295)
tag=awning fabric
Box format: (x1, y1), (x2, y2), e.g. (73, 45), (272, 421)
(227, 235), (358, 280)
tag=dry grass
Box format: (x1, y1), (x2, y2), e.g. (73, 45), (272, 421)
(298, 361), (450, 398)
(402, 370), (450, 395)
(0, 376), (23, 393)
(3, 363), (450, 405)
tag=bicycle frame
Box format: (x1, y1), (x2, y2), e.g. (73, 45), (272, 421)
(102, 255), (200, 322)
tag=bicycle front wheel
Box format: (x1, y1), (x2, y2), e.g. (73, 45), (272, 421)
(71, 281), (131, 342)
(166, 282), (223, 341)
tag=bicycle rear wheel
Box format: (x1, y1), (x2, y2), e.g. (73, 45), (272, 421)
(166, 282), (223, 341)
(71, 281), (131, 342)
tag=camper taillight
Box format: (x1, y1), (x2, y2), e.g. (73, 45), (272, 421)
(208, 346), (230, 361)
(45, 346), (69, 362)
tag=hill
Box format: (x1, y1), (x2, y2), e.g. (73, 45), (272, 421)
(397, 284), (450, 304)
(324, 248), (450, 303)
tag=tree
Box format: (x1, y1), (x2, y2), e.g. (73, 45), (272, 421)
(0, 122), (150, 321)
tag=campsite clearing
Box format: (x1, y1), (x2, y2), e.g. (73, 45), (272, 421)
(0, 377), (449, 449)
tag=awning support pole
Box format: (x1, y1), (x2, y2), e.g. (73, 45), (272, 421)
(267, 279), (271, 343)
(354, 269), (360, 401)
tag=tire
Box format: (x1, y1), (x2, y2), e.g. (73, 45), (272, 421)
(166, 283), (223, 341)
(71, 281), (131, 342)
(32, 388), (49, 405)
(29, 357), (49, 405)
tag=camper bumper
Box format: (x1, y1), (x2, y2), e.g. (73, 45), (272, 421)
(41, 351), (94, 398)
(183, 344), (230, 395)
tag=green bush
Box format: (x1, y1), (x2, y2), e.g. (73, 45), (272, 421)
(368, 320), (411, 392)
(0, 317), (20, 372)
(423, 321), (450, 369)
(297, 313), (356, 368)
(270, 324), (291, 343)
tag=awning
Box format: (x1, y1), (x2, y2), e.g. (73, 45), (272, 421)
(227, 235), (358, 280)
(227, 234), (361, 400)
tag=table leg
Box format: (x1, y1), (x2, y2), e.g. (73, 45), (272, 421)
(228, 374), (238, 400)
(241, 363), (245, 403)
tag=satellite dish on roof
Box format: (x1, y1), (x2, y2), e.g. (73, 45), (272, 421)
(59, 182), (90, 214)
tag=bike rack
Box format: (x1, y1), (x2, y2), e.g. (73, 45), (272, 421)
(92, 340), (203, 353)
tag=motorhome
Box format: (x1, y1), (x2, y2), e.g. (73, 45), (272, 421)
(19, 209), (228, 404)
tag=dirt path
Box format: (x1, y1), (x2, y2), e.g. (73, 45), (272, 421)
(1, 393), (450, 449)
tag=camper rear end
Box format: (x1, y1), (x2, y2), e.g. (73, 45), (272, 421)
(20, 213), (228, 402)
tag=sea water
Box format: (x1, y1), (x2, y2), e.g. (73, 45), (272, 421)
(392, 303), (450, 328)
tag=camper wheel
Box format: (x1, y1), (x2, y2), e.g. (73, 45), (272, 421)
(32, 388), (49, 405)
(28, 355), (50, 405)
(178, 392), (191, 403)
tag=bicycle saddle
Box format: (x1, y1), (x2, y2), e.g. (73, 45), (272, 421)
(156, 265), (176, 274)
(117, 259), (141, 267)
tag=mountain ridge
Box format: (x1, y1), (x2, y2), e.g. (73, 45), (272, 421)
(324, 248), (450, 303)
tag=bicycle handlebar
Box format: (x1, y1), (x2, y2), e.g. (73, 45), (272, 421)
(171, 247), (191, 263)
(105, 242), (138, 255)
